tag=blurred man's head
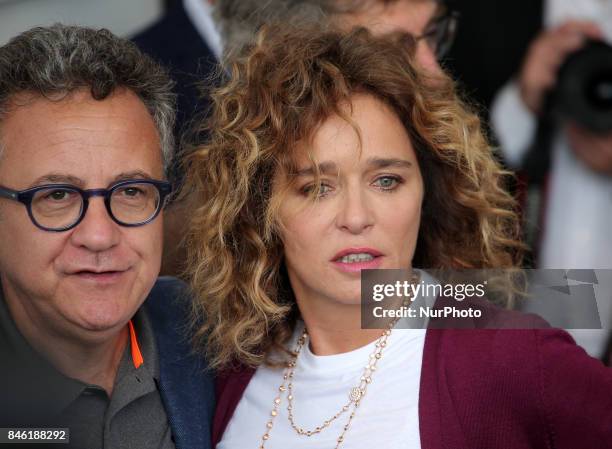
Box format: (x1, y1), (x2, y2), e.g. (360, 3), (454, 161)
(0, 25), (175, 345)
(214, 0), (457, 73)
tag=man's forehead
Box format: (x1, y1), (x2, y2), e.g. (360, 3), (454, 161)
(345, 0), (438, 11)
(336, 0), (439, 33)
(0, 89), (163, 187)
(5, 87), (148, 118)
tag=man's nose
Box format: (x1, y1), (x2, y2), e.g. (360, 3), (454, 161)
(335, 188), (375, 234)
(69, 198), (120, 252)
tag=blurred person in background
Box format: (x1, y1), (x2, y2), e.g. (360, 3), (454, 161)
(140, 0), (458, 277)
(0, 24), (214, 448)
(133, 0), (222, 276)
(215, 0), (457, 75)
(184, 26), (612, 449)
(133, 0), (221, 139)
(491, 0), (612, 360)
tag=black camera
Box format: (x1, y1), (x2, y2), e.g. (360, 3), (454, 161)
(552, 40), (612, 133)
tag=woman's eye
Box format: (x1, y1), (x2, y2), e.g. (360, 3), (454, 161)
(373, 175), (402, 190)
(302, 183), (332, 197)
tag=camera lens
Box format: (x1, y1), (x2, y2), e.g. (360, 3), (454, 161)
(553, 41), (612, 133)
(586, 71), (612, 111)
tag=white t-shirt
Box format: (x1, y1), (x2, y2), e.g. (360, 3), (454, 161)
(218, 325), (426, 449)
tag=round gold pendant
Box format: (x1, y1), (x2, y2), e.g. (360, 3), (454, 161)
(349, 387), (362, 402)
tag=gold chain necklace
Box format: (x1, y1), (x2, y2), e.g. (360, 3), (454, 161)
(258, 271), (418, 449)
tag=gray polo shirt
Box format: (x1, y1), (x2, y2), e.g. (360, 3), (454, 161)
(0, 289), (177, 449)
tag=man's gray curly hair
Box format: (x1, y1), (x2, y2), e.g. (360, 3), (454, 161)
(0, 24), (176, 172)
(214, 0), (386, 52)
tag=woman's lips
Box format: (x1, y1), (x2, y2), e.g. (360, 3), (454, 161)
(331, 256), (384, 273)
(332, 247), (383, 260)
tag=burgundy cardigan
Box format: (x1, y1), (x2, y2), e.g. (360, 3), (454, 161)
(213, 324), (612, 449)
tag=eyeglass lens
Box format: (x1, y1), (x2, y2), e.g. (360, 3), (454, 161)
(434, 14), (458, 59)
(31, 188), (83, 230)
(420, 11), (458, 60)
(110, 183), (161, 224)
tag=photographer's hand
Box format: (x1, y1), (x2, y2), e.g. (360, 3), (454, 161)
(565, 123), (612, 175)
(519, 20), (603, 115)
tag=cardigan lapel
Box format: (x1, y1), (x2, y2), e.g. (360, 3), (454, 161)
(212, 366), (256, 446)
(419, 329), (444, 449)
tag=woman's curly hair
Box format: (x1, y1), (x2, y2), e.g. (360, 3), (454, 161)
(183, 25), (524, 369)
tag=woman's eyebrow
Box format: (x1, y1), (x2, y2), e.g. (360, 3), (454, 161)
(366, 157), (413, 169)
(293, 158), (413, 176)
(294, 161), (338, 177)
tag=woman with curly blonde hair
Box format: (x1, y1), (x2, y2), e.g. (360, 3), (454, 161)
(184, 26), (612, 449)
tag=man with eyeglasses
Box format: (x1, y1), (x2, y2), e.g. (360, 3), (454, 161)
(0, 25), (214, 449)
(333, 0), (458, 74)
(215, 0), (458, 72)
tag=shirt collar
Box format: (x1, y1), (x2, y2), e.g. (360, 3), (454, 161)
(108, 308), (160, 418)
(183, 0), (223, 59)
(129, 319), (144, 368)
(129, 305), (160, 381)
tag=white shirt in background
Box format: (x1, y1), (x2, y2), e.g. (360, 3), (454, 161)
(183, 0), (223, 59)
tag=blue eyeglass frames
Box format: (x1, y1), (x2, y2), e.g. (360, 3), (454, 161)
(0, 179), (172, 232)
